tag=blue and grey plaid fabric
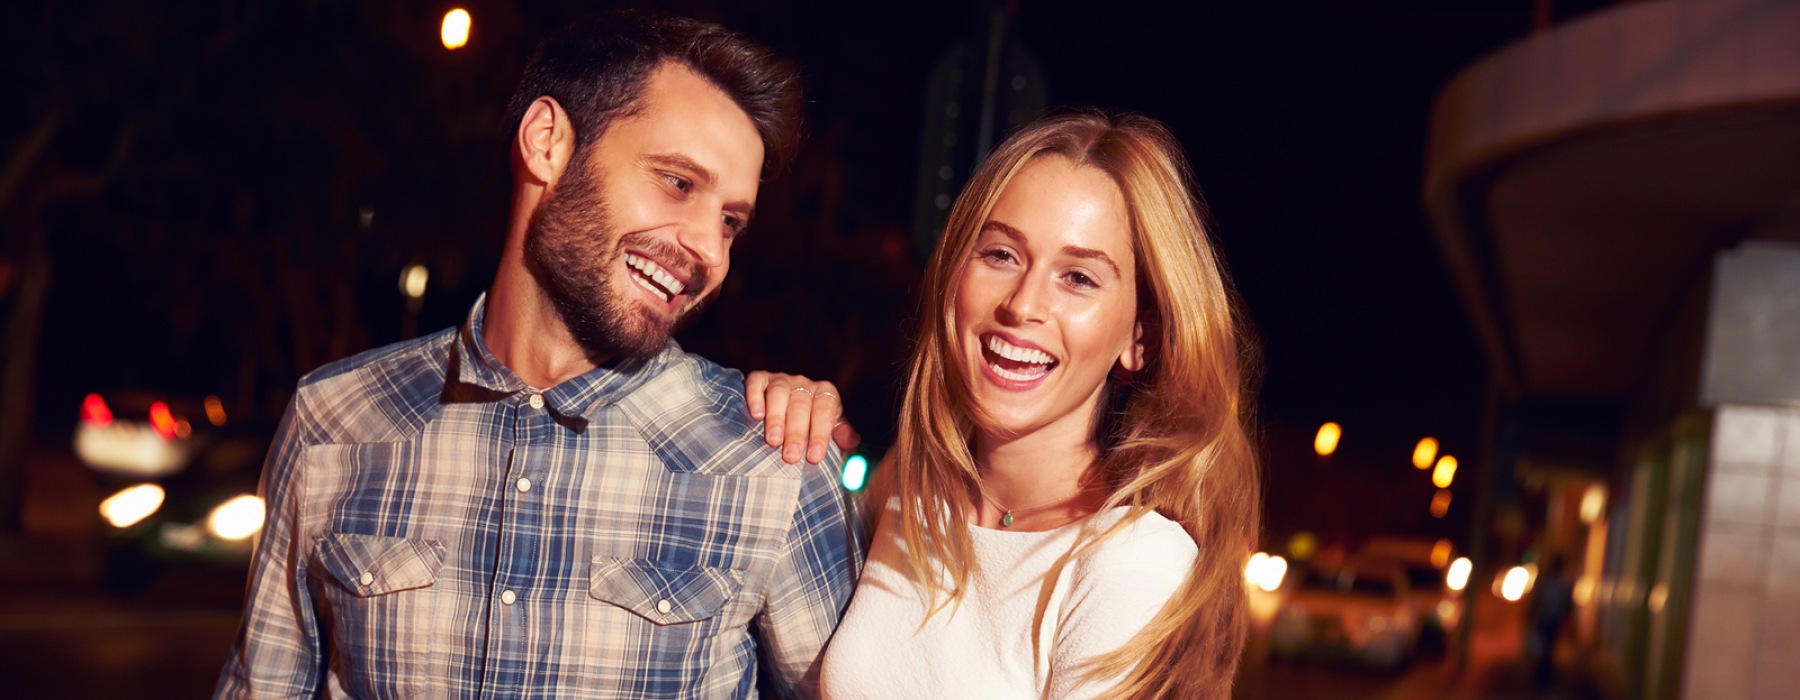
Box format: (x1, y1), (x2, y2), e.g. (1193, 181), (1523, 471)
(216, 298), (863, 699)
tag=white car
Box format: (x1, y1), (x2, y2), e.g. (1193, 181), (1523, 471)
(1269, 561), (1420, 668)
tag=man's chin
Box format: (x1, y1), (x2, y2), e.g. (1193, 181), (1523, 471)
(574, 310), (676, 360)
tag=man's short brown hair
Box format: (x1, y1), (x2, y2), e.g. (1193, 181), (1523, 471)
(505, 10), (803, 177)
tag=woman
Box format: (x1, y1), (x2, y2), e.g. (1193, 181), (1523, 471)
(761, 111), (1258, 699)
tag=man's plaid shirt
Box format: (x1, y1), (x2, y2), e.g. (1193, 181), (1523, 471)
(215, 298), (863, 699)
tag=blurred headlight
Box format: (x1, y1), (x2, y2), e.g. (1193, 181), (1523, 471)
(100, 484), (165, 528)
(1244, 552), (1288, 592)
(206, 495), (266, 541)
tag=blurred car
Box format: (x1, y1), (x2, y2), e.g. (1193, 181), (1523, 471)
(1357, 537), (1464, 656)
(77, 391), (269, 592)
(1269, 560), (1419, 669)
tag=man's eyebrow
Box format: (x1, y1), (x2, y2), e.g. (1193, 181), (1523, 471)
(981, 219), (1122, 278)
(643, 153), (715, 185)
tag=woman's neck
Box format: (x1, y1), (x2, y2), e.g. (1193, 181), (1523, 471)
(971, 424), (1108, 531)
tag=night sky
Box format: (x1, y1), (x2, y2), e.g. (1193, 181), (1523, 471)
(7, 0), (1590, 545)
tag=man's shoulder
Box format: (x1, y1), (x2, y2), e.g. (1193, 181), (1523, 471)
(623, 349), (820, 477)
(290, 328), (459, 444)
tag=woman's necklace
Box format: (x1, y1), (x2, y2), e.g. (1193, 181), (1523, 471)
(976, 481), (1100, 528)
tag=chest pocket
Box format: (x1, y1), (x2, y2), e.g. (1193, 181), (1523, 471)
(588, 557), (744, 625)
(313, 533), (444, 700)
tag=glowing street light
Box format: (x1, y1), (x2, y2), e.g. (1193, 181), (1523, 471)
(1412, 437), (1438, 469)
(1430, 539), (1453, 568)
(1314, 422), (1341, 457)
(1430, 489), (1452, 518)
(1580, 484), (1606, 524)
(400, 264), (429, 300)
(441, 9), (471, 50)
(1432, 454), (1458, 489)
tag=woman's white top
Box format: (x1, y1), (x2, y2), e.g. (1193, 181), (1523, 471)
(819, 503), (1198, 699)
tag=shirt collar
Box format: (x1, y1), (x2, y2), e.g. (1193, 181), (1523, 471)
(453, 294), (679, 421)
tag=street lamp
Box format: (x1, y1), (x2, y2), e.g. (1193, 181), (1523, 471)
(1432, 455), (1458, 488)
(1412, 437), (1438, 469)
(1314, 422), (1341, 457)
(442, 9), (471, 50)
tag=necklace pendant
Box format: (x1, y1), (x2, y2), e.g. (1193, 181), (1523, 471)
(1001, 511), (1014, 528)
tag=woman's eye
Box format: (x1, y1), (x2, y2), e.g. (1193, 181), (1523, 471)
(1065, 271), (1099, 289)
(977, 248), (1015, 264)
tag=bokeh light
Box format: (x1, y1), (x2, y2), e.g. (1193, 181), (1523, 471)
(1412, 437), (1438, 469)
(840, 454), (869, 491)
(100, 484), (165, 529)
(207, 495), (266, 541)
(1313, 422), (1341, 456)
(1432, 454), (1457, 488)
(441, 9), (471, 50)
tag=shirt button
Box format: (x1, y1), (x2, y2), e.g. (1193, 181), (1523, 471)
(527, 394), (545, 409)
(359, 571), (374, 586)
(656, 599), (672, 615)
(516, 477), (532, 493)
(501, 590), (517, 605)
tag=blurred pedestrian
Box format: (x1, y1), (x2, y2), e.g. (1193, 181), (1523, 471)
(1527, 554), (1575, 689)
(214, 11), (860, 699)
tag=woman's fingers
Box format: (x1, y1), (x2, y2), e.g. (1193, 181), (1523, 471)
(746, 371), (772, 421)
(782, 384), (816, 464)
(746, 372), (853, 464)
(805, 382), (845, 465)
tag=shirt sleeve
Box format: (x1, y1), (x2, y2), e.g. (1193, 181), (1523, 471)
(214, 392), (325, 698)
(1047, 517), (1199, 700)
(752, 446), (866, 699)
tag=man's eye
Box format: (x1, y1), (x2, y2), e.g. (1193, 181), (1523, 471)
(665, 174), (691, 193)
(723, 215), (744, 235)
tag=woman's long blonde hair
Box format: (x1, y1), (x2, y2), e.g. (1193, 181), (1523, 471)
(881, 110), (1260, 699)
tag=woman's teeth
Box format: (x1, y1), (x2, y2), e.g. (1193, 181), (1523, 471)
(625, 253), (684, 301)
(985, 335), (1055, 381)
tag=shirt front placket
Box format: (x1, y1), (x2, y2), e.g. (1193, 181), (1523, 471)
(482, 388), (557, 699)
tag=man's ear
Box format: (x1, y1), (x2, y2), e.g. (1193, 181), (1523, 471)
(1117, 322), (1147, 373)
(515, 96), (576, 187)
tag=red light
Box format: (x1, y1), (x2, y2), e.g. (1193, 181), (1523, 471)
(149, 402), (177, 439)
(82, 394), (113, 427)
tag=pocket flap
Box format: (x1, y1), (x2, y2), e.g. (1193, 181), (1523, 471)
(588, 558), (743, 625)
(315, 532), (444, 597)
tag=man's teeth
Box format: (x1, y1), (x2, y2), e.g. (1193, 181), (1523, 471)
(985, 335), (1054, 365)
(631, 276), (670, 302)
(625, 253), (686, 300)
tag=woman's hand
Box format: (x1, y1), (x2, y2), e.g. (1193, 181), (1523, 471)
(746, 371), (861, 464)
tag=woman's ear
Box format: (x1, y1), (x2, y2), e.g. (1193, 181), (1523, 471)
(1117, 322), (1147, 372)
(514, 96), (576, 187)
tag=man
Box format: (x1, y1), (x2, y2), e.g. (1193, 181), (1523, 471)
(216, 12), (861, 699)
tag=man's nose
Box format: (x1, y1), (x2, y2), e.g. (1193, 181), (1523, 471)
(677, 210), (728, 270)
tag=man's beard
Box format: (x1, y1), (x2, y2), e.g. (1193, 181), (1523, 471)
(523, 159), (712, 360)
